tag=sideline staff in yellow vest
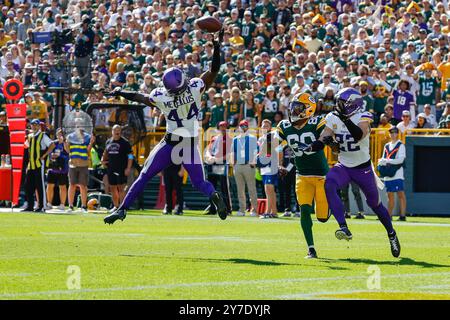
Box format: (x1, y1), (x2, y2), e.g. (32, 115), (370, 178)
(64, 118), (95, 213)
(22, 119), (55, 212)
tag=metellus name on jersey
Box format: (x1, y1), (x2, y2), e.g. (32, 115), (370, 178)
(163, 95), (195, 109)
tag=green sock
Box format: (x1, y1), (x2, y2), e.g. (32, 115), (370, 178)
(300, 204), (314, 248)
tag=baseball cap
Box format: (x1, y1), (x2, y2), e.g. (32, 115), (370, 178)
(388, 126), (399, 133)
(214, 93), (222, 99)
(256, 36), (265, 43)
(239, 120), (249, 127)
(218, 121), (228, 127)
(388, 62), (396, 68)
(359, 81), (368, 86)
(417, 112), (427, 118)
(31, 119), (40, 125)
(402, 110), (411, 116)
(267, 85), (275, 91)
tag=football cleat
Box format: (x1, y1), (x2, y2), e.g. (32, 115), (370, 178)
(305, 247), (318, 259)
(355, 212), (365, 219)
(174, 206), (183, 215)
(388, 231), (401, 258)
(104, 208), (127, 224)
(345, 212), (351, 219)
(335, 227), (353, 241)
(282, 210), (292, 217)
(398, 216), (406, 221)
(210, 192), (227, 220)
(162, 205), (172, 215)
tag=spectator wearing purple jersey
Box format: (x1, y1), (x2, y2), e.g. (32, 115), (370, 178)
(46, 128), (69, 211)
(391, 79), (415, 126)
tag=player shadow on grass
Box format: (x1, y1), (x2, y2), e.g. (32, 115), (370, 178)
(173, 257), (350, 270)
(119, 254), (350, 270)
(320, 257), (450, 268)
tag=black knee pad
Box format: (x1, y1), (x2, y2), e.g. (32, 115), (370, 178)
(317, 217), (329, 223)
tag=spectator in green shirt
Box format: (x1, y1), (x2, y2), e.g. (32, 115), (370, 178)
(209, 94), (226, 129)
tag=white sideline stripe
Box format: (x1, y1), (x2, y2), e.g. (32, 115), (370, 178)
(40, 232), (145, 237)
(1, 209), (450, 227)
(276, 289), (449, 300)
(0, 273), (35, 277)
(164, 236), (258, 242)
(1, 272), (449, 298)
(418, 284), (450, 289)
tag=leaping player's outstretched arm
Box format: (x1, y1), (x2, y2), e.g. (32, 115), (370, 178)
(109, 87), (156, 108)
(201, 29), (224, 91)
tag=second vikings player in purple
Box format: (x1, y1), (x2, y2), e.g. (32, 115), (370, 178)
(104, 30), (227, 224)
(299, 88), (401, 258)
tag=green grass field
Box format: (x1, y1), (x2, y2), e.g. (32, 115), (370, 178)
(0, 210), (449, 300)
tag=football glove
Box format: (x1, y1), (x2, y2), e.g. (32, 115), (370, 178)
(278, 166), (288, 177)
(323, 136), (340, 153)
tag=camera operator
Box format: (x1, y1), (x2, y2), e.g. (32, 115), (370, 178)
(74, 17), (95, 89)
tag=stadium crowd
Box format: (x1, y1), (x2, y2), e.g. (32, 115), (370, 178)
(1, 0), (450, 215)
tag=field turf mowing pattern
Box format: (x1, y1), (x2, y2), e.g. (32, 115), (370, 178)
(0, 210), (449, 300)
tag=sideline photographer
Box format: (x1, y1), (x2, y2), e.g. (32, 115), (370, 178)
(74, 17), (94, 89)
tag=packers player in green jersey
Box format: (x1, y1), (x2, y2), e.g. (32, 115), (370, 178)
(276, 92), (332, 259)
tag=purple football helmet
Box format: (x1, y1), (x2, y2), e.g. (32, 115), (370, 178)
(335, 88), (364, 117)
(162, 67), (188, 95)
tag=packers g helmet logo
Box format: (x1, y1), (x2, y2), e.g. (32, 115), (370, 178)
(288, 92), (317, 124)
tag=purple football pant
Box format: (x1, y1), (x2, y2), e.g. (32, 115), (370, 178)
(120, 140), (215, 210)
(324, 162), (394, 234)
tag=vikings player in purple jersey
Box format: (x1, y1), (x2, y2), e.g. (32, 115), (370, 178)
(104, 30), (227, 224)
(299, 88), (401, 258)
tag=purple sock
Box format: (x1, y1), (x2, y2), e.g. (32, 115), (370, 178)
(325, 179), (347, 226)
(372, 203), (395, 234)
(120, 141), (172, 209)
(183, 163), (215, 197)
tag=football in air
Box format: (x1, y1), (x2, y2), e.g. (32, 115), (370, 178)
(196, 16), (222, 33)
